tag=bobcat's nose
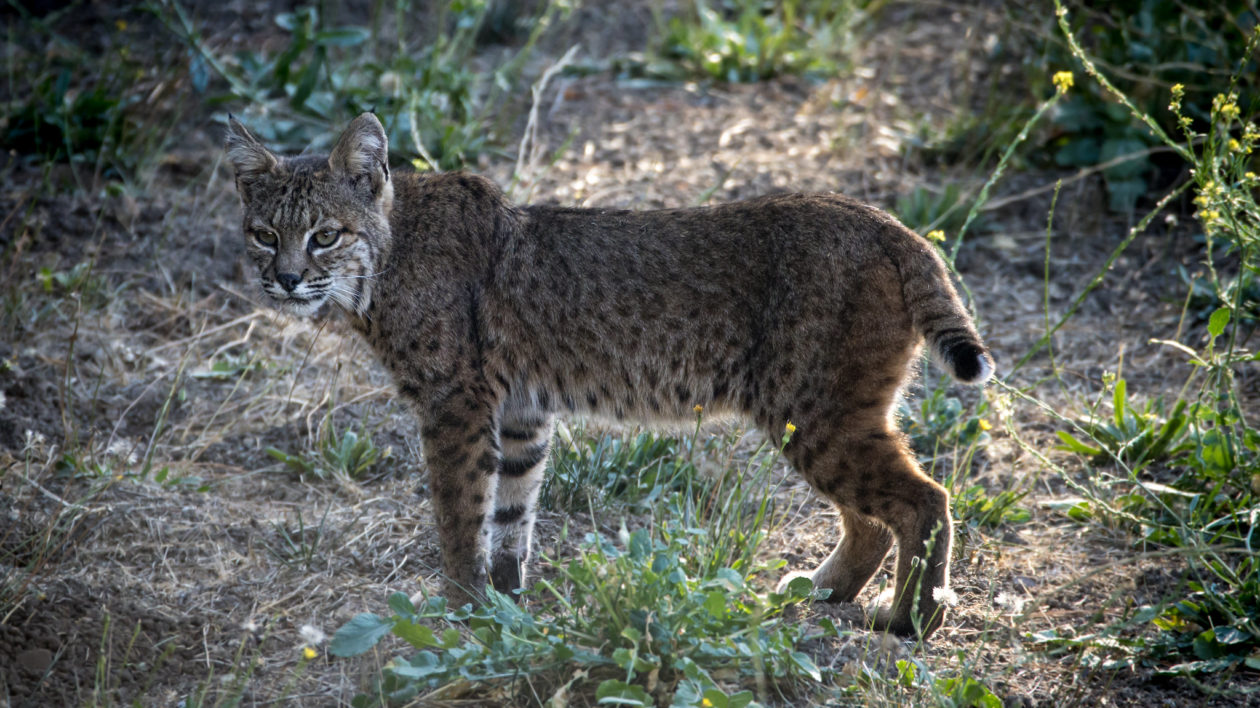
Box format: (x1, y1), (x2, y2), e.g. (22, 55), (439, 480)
(276, 272), (302, 292)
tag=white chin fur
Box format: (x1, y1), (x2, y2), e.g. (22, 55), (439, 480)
(276, 297), (324, 317)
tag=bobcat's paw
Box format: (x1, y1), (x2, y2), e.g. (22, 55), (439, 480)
(867, 588), (945, 638)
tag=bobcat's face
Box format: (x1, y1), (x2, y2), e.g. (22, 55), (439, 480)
(225, 114), (393, 318)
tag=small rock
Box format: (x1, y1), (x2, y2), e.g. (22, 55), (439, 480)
(18, 647), (52, 673)
(1011, 575), (1038, 592)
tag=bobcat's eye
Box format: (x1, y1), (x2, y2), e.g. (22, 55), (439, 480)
(252, 230), (277, 247)
(313, 229), (341, 248)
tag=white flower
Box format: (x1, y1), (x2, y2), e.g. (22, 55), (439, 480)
(995, 592), (1026, 614)
(299, 624), (327, 646)
(105, 438), (139, 465)
(932, 586), (959, 607)
(23, 429), (46, 449)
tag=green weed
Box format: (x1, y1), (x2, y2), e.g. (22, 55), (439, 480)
(1016, 1), (1258, 212)
(647, 0), (868, 83)
(1055, 375), (1193, 473)
(162, 0), (571, 170)
(265, 506), (339, 571)
(331, 529), (822, 706)
(1032, 2), (1260, 677)
(541, 426), (699, 512)
(266, 424), (391, 483)
(1, 8), (186, 188)
(894, 184), (973, 237)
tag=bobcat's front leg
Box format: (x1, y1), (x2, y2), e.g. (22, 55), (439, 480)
(417, 384), (501, 607)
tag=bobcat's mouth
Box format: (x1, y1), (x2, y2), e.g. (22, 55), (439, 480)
(275, 292), (326, 316)
(261, 283), (327, 317)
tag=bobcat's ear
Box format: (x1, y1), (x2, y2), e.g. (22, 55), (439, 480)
(224, 115), (279, 187)
(328, 113), (390, 199)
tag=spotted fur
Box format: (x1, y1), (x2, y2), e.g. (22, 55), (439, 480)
(225, 113), (994, 638)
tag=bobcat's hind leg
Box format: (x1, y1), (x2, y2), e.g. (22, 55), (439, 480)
(783, 420), (952, 638)
(489, 396), (553, 598)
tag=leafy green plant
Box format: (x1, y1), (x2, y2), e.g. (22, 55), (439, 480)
(1180, 266), (1260, 331)
(541, 427), (698, 512)
(891, 659), (1004, 708)
(1033, 1), (1258, 212)
(332, 421), (814, 704)
(1, 12), (186, 186)
(331, 528), (823, 706)
(265, 506), (338, 571)
(899, 384), (991, 457)
(894, 184), (973, 237)
(950, 484), (1030, 530)
(267, 425), (391, 482)
(1031, 5), (1260, 677)
(648, 0), (867, 83)
(163, 0), (569, 170)
(1145, 563), (1260, 675)
(1055, 375), (1193, 472)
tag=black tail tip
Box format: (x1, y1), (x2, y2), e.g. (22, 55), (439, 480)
(945, 342), (994, 384)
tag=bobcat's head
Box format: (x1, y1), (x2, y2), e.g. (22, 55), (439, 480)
(224, 113), (393, 317)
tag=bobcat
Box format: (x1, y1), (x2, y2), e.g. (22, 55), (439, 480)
(225, 113), (994, 637)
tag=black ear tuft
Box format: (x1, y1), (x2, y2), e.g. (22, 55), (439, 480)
(328, 113), (390, 196)
(224, 115), (279, 184)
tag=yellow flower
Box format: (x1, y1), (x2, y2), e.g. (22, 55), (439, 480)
(694, 404), (703, 415)
(978, 419), (993, 431)
(702, 699), (714, 708)
(785, 421), (797, 434)
(114, 19), (127, 31)
(1052, 71), (1074, 94)
(1214, 93), (1241, 122)
(1168, 83), (1184, 112)
(1200, 209), (1222, 222)
(925, 229), (946, 243)
(303, 646), (317, 660)
(1229, 138), (1243, 152)
(1246, 172), (1257, 181)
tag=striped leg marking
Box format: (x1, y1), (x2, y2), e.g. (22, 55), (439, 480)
(489, 406), (553, 596)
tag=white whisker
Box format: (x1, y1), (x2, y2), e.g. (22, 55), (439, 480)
(339, 268), (389, 281)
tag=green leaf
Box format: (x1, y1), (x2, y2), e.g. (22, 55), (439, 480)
(315, 27), (371, 46)
(790, 651), (822, 681)
(329, 613), (395, 656)
(704, 590), (727, 618)
(594, 679), (651, 706)
(1113, 377), (1127, 429)
(389, 651), (447, 679)
(392, 620), (441, 649)
(1208, 307), (1230, 338)
(627, 528), (652, 559)
(388, 592), (416, 619)
(1055, 430), (1102, 456)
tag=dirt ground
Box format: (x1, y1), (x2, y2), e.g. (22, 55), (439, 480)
(2, 1), (1257, 706)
